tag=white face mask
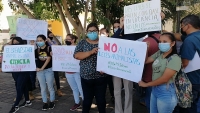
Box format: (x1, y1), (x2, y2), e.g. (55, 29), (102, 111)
(114, 28), (119, 33)
(100, 34), (107, 37)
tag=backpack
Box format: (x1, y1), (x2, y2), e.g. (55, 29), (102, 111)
(167, 55), (193, 108)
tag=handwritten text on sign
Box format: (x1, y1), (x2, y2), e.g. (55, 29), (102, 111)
(97, 37), (147, 82)
(2, 45), (36, 72)
(124, 0), (161, 34)
(52, 45), (80, 72)
(16, 18), (48, 40)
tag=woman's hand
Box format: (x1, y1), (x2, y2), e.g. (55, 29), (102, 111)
(160, 12), (165, 20)
(120, 16), (124, 29)
(100, 71), (104, 74)
(36, 68), (42, 72)
(138, 81), (149, 87)
(90, 47), (99, 55)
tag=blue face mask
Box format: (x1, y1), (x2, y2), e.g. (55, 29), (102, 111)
(87, 32), (98, 40)
(158, 43), (171, 52)
(37, 42), (45, 47)
(114, 28), (118, 33)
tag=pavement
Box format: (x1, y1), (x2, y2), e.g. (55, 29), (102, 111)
(0, 72), (147, 113)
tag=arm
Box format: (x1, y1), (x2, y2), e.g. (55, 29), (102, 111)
(74, 51), (92, 60)
(41, 57), (51, 70)
(145, 68), (176, 86)
(182, 59), (189, 68)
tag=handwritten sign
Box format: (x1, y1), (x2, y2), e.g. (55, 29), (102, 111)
(7, 15), (28, 35)
(16, 18), (48, 40)
(97, 37), (147, 82)
(2, 45), (36, 72)
(124, 0), (161, 34)
(52, 45), (80, 72)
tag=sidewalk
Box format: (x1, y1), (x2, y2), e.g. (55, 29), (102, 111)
(0, 72), (147, 113)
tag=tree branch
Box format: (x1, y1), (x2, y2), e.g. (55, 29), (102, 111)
(12, 0), (35, 19)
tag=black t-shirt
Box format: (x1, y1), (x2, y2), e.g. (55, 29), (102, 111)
(35, 46), (52, 69)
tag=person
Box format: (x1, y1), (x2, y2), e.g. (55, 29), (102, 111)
(9, 37), (32, 113)
(99, 28), (115, 102)
(47, 31), (63, 97)
(35, 35), (55, 110)
(64, 34), (84, 111)
(139, 33), (182, 113)
(141, 32), (160, 112)
(112, 12), (165, 113)
(0, 52), (2, 72)
(74, 23), (107, 113)
(113, 19), (120, 33)
(179, 15), (200, 113)
(100, 28), (109, 37)
(26, 40), (37, 101)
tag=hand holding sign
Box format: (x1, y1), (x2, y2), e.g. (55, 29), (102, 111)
(90, 47), (99, 55)
(138, 81), (149, 87)
(120, 17), (124, 29)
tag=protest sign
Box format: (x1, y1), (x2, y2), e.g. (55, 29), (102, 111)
(97, 37), (147, 82)
(124, 0), (161, 34)
(7, 15), (28, 35)
(2, 45), (36, 72)
(16, 18), (48, 40)
(184, 52), (200, 73)
(52, 45), (80, 72)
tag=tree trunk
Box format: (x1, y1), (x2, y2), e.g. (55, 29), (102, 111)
(83, 0), (89, 38)
(62, 0), (82, 38)
(54, 2), (70, 34)
(91, 0), (96, 22)
(12, 0), (35, 19)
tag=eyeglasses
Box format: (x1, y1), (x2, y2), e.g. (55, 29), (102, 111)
(181, 24), (188, 29)
(87, 30), (98, 33)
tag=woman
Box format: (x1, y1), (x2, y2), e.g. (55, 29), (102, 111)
(35, 35), (55, 110)
(139, 33), (182, 113)
(9, 37), (32, 113)
(74, 23), (107, 113)
(47, 31), (63, 97)
(65, 34), (84, 111)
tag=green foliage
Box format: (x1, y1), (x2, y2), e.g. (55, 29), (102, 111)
(0, 0), (3, 12)
(93, 0), (144, 29)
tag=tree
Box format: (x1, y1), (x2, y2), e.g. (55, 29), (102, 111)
(0, 0), (3, 12)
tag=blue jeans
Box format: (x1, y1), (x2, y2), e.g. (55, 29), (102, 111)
(37, 68), (55, 103)
(65, 72), (84, 104)
(151, 84), (177, 113)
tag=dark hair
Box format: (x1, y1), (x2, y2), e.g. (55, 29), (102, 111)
(160, 32), (177, 58)
(12, 37), (24, 45)
(37, 34), (49, 46)
(67, 34), (78, 43)
(86, 22), (99, 32)
(113, 19), (120, 25)
(148, 31), (160, 36)
(180, 15), (200, 29)
(100, 28), (109, 33)
(47, 30), (53, 37)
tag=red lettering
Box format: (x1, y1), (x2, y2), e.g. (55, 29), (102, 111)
(111, 43), (117, 53)
(53, 48), (65, 55)
(104, 43), (110, 51)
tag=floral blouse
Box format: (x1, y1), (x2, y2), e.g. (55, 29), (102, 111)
(74, 39), (106, 79)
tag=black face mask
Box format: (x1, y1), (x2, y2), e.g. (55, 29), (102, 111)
(181, 28), (187, 36)
(49, 37), (53, 40)
(65, 41), (72, 45)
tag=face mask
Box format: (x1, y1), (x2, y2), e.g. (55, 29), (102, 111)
(65, 41), (72, 45)
(87, 32), (98, 40)
(158, 43), (171, 52)
(181, 28), (187, 36)
(37, 42), (45, 47)
(100, 34), (107, 37)
(114, 28), (118, 33)
(49, 37), (53, 40)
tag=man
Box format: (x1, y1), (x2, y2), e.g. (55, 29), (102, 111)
(180, 15), (200, 113)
